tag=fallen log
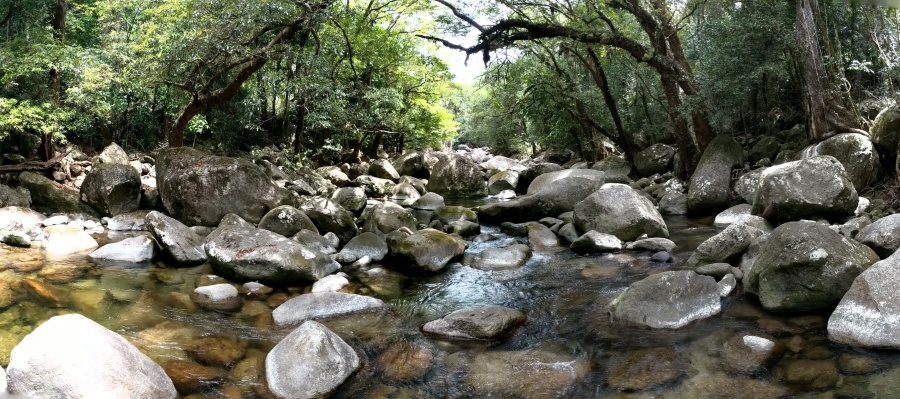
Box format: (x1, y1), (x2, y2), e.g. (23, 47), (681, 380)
(0, 154), (66, 174)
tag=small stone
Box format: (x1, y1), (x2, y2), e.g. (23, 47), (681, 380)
(650, 251), (672, 263)
(238, 282), (272, 300)
(190, 284), (242, 312)
(696, 263), (733, 279)
(774, 359), (840, 390)
(718, 274), (737, 297)
(421, 306), (526, 341)
(311, 273), (350, 293)
(720, 335), (785, 374)
(570, 231), (623, 254)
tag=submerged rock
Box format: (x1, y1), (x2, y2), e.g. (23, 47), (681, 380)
(463, 350), (590, 399)
(574, 183), (668, 241)
(720, 335), (785, 374)
(6, 314), (177, 399)
(610, 270), (720, 329)
(607, 347), (683, 391)
(89, 235), (156, 263)
(422, 306), (526, 341)
(265, 321), (360, 399)
(272, 292), (386, 328)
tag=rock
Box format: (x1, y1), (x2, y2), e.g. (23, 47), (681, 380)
(557, 223), (580, 243)
(696, 263), (734, 279)
(855, 214), (900, 258)
(425, 154), (486, 198)
(336, 232), (387, 263)
(80, 163), (141, 216)
(434, 205), (477, 224)
(370, 159), (400, 181)
(0, 206), (45, 247)
(870, 104), (900, 155)
(375, 342), (433, 382)
(746, 221), (879, 312)
(607, 347), (683, 391)
(827, 251), (900, 348)
(390, 228), (465, 272)
(311, 273), (350, 293)
(146, 211), (207, 264)
(591, 155), (632, 176)
(44, 224), (99, 256)
(626, 237), (677, 252)
(574, 183), (668, 241)
(393, 152), (429, 178)
(500, 222), (528, 237)
(487, 170), (519, 195)
(811, 133), (881, 190)
(6, 314), (177, 399)
(315, 166), (350, 188)
(479, 155), (521, 172)
(258, 205), (317, 237)
(361, 201), (417, 236)
(651, 251), (673, 263)
(734, 168), (764, 204)
(714, 204), (754, 225)
(206, 225), (339, 284)
(570, 231), (623, 254)
(298, 197), (358, 245)
(265, 321), (360, 399)
(390, 182), (421, 203)
(341, 163), (369, 180)
(838, 215), (871, 239)
(89, 235), (156, 263)
(108, 210), (150, 231)
(352, 175), (395, 197)
(477, 176), (611, 223)
(748, 136), (780, 165)
(687, 135), (744, 214)
(526, 169), (627, 195)
(329, 187), (367, 214)
(718, 273), (737, 296)
(291, 230), (337, 255)
(720, 335), (785, 374)
(19, 171), (99, 216)
(610, 270), (720, 329)
(447, 220), (480, 236)
(463, 350), (589, 399)
(774, 359), (839, 390)
(155, 147), (296, 226)
(838, 353), (879, 375)
(272, 292), (386, 327)
(751, 156), (858, 222)
(516, 162), (563, 192)
(185, 335), (246, 368)
(411, 192), (444, 210)
(658, 191), (688, 215)
(527, 222), (560, 251)
(469, 244), (531, 270)
(191, 284), (242, 312)
(422, 306), (526, 341)
(0, 184), (31, 208)
(162, 360), (226, 394)
(97, 142), (129, 165)
(633, 144), (676, 177)
(675, 374), (788, 399)
(685, 223), (765, 268)
(292, 167), (337, 196)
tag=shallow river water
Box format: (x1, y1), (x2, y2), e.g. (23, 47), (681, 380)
(3, 200), (900, 398)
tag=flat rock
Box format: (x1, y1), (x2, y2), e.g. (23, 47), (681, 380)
(422, 306), (526, 341)
(469, 244), (531, 270)
(89, 235), (156, 263)
(272, 292), (387, 328)
(610, 270), (721, 329)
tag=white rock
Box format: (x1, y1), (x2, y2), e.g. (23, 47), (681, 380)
(718, 274), (737, 297)
(89, 235), (156, 263)
(272, 292), (386, 328)
(41, 214), (70, 227)
(44, 225), (99, 256)
(266, 321), (359, 399)
(312, 273), (350, 293)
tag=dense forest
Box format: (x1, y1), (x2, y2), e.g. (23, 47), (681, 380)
(1, 0), (898, 173)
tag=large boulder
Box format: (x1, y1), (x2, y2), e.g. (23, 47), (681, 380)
(370, 159), (400, 181)
(633, 144), (675, 177)
(329, 187), (367, 214)
(156, 147), (296, 226)
(298, 197), (358, 245)
(478, 176), (610, 223)
(684, 222), (766, 268)
(746, 221), (879, 312)
(526, 169), (627, 195)
(19, 172), (99, 217)
(609, 270), (721, 329)
(487, 170), (519, 195)
(809, 133), (881, 190)
(735, 169), (764, 204)
(352, 175), (396, 197)
(271, 292), (387, 328)
(360, 201), (417, 236)
(854, 213), (900, 258)
(265, 321), (359, 399)
(426, 154), (486, 198)
(258, 205), (318, 237)
(687, 135), (744, 214)
(828, 251), (900, 348)
(870, 104), (900, 155)
(0, 184), (31, 208)
(96, 142), (130, 165)
(516, 162), (563, 193)
(6, 314), (176, 399)
(80, 163), (141, 216)
(146, 211), (207, 264)
(393, 151), (429, 178)
(751, 156), (858, 222)
(390, 228), (465, 272)
(573, 183), (668, 241)
(206, 225), (339, 284)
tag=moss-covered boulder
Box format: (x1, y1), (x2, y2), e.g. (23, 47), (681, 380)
(870, 104), (900, 155)
(574, 183), (668, 241)
(751, 156), (858, 222)
(19, 172), (99, 217)
(811, 133), (881, 190)
(390, 228), (465, 272)
(687, 135), (744, 214)
(426, 154), (486, 198)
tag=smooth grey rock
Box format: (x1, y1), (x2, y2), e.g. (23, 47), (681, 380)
(658, 191), (688, 215)
(735, 168), (764, 204)
(574, 183), (668, 241)
(856, 214), (900, 258)
(89, 235), (156, 263)
(298, 197), (358, 245)
(390, 182), (421, 203)
(720, 335), (785, 374)
(470, 244), (531, 270)
(696, 263), (734, 279)
(811, 133), (881, 190)
(488, 170), (519, 195)
(191, 283), (242, 312)
(557, 223), (580, 243)
(610, 270), (720, 329)
(330, 187), (367, 214)
(258, 205), (318, 237)
(44, 225), (99, 256)
(146, 211), (207, 264)
(570, 231), (623, 254)
(361, 201), (417, 236)
(391, 228), (465, 272)
(687, 135), (744, 214)
(634, 144), (675, 177)
(828, 251), (900, 348)
(651, 251), (672, 263)
(6, 314), (177, 399)
(80, 163), (141, 216)
(206, 225), (339, 283)
(746, 221), (879, 312)
(336, 232), (387, 263)
(527, 222), (560, 251)
(272, 292), (387, 328)
(626, 238), (677, 253)
(500, 222), (528, 237)
(370, 159), (400, 181)
(479, 155), (521, 172)
(107, 210), (150, 231)
(97, 142), (129, 165)
(714, 204), (754, 225)
(527, 169), (627, 195)
(311, 273), (350, 293)
(411, 192), (445, 210)
(265, 321), (360, 399)
(717, 274), (737, 297)
(685, 223), (765, 269)
(426, 154), (486, 198)
(421, 306), (526, 341)
(751, 156), (858, 222)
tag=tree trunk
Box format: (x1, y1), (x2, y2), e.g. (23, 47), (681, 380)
(293, 95), (306, 155)
(367, 131), (384, 157)
(661, 73), (697, 178)
(42, 0), (67, 161)
(795, 0), (860, 142)
(585, 48), (637, 163)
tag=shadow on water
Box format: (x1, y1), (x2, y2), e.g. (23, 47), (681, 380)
(2, 201), (900, 398)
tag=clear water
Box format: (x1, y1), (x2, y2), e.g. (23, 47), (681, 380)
(1, 200), (899, 398)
